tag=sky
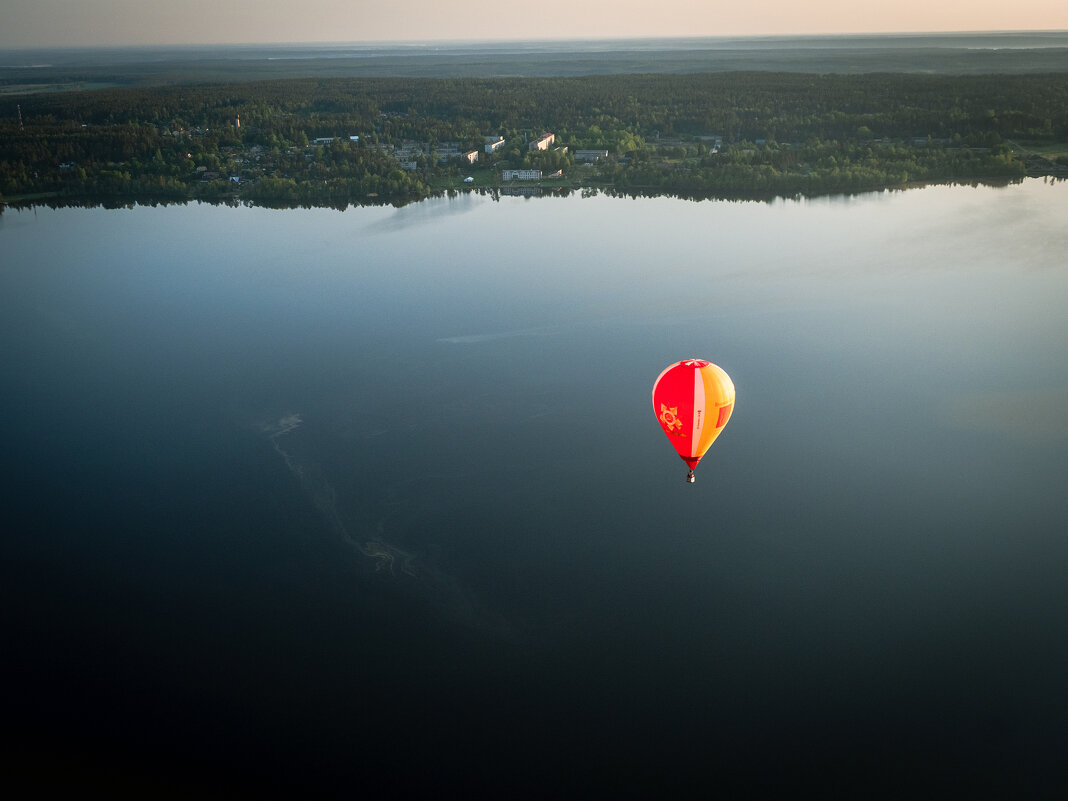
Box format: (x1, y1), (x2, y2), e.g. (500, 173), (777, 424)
(2, 0), (1067, 49)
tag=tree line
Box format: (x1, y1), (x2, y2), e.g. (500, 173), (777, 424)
(2, 71), (1066, 206)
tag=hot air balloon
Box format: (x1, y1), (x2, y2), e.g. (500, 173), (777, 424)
(652, 359), (735, 483)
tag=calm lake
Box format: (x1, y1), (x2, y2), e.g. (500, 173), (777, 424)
(3, 180), (1067, 795)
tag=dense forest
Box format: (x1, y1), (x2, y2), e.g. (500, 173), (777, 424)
(2, 72), (1067, 207)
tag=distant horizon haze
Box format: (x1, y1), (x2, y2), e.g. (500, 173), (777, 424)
(2, 0), (1066, 49)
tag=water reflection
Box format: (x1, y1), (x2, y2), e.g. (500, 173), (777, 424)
(2, 179), (1067, 794)
(942, 387), (1068, 444)
(257, 410), (513, 637)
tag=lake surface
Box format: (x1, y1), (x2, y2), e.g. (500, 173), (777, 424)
(3, 181), (1067, 795)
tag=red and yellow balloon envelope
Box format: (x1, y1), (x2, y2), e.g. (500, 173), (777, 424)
(652, 359), (735, 483)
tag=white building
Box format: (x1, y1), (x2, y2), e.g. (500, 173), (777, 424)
(485, 136), (506, 154)
(529, 132), (555, 151)
(462, 150), (479, 165)
(501, 169), (543, 181)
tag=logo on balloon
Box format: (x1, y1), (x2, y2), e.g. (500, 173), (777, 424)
(659, 404), (685, 436)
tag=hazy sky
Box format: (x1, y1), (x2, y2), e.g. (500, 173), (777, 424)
(2, 0), (1067, 48)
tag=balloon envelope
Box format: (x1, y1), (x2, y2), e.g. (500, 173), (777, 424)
(652, 359), (735, 471)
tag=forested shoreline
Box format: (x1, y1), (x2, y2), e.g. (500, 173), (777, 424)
(2, 72), (1067, 209)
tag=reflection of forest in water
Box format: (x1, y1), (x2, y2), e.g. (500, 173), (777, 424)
(258, 411), (511, 638)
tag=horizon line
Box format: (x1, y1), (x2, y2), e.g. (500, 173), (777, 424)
(3, 28), (1067, 52)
